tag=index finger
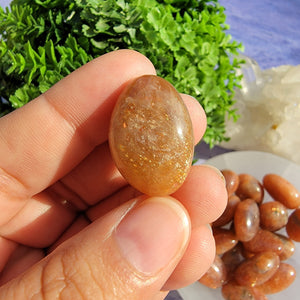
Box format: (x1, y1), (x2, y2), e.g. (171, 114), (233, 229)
(0, 50), (156, 197)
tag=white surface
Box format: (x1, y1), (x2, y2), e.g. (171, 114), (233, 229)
(221, 55), (300, 165)
(179, 151), (300, 300)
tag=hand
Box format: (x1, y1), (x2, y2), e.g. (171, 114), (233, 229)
(0, 50), (227, 299)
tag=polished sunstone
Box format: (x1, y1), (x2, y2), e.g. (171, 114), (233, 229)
(109, 75), (194, 196)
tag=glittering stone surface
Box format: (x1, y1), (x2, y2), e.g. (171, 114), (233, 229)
(109, 75), (194, 196)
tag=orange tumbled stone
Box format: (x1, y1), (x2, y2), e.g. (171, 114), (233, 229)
(109, 75), (194, 196)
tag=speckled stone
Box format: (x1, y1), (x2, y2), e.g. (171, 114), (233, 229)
(109, 75), (194, 196)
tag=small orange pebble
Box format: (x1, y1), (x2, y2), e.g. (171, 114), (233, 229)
(221, 169), (240, 196)
(259, 200), (288, 232)
(234, 198), (260, 242)
(199, 255), (227, 289)
(243, 229), (284, 255)
(214, 228), (238, 255)
(263, 174), (300, 209)
(234, 251), (280, 287)
(205, 169), (299, 299)
(222, 280), (267, 300)
(286, 208), (300, 242)
(275, 233), (295, 261)
(236, 174), (264, 204)
(241, 247), (255, 259)
(222, 243), (245, 277)
(256, 263), (296, 294)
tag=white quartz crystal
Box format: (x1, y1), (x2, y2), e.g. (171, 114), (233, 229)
(221, 55), (300, 164)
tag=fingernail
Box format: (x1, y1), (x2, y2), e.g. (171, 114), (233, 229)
(114, 197), (190, 275)
(202, 164), (225, 184)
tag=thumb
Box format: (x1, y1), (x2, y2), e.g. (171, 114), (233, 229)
(0, 196), (191, 300)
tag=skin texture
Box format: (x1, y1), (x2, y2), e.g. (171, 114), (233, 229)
(0, 50), (227, 299)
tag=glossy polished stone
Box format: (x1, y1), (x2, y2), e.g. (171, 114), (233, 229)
(286, 209), (300, 242)
(234, 198), (260, 242)
(276, 234), (295, 261)
(259, 201), (288, 232)
(242, 229), (283, 255)
(256, 263), (296, 294)
(263, 174), (300, 209)
(234, 251), (280, 287)
(199, 255), (227, 289)
(109, 75), (194, 196)
(222, 280), (267, 300)
(213, 228), (238, 255)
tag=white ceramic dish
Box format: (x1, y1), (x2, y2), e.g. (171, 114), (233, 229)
(179, 150), (300, 300)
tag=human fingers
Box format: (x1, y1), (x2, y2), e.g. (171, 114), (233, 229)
(0, 50), (154, 246)
(39, 188), (218, 292)
(0, 161), (225, 248)
(0, 190), (76, 247)
(86, 185), (142, 221)
(0, 197), (190, 300)
(160, 165), (226, 290)
(48, 215), (90, 253)
(173, 164), (227, 227)
(86, 164), (227, 229)
(0, 237), (17, 274)
(0, 49), (156, 204)
(0, 245), (44, 286)
(87, 164), (226, 221)
(163, 225), (215, 290)
(49, 94), (206, 207)
(181, 94), (206, 145)
(0, 216), (88, 279)
(33, 165), (223, 290)
(85, 165), (225, 291)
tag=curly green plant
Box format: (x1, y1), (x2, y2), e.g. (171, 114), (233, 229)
(0, 0), (243, 146)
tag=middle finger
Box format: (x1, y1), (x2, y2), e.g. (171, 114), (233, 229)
(87, 164), (227, 229)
